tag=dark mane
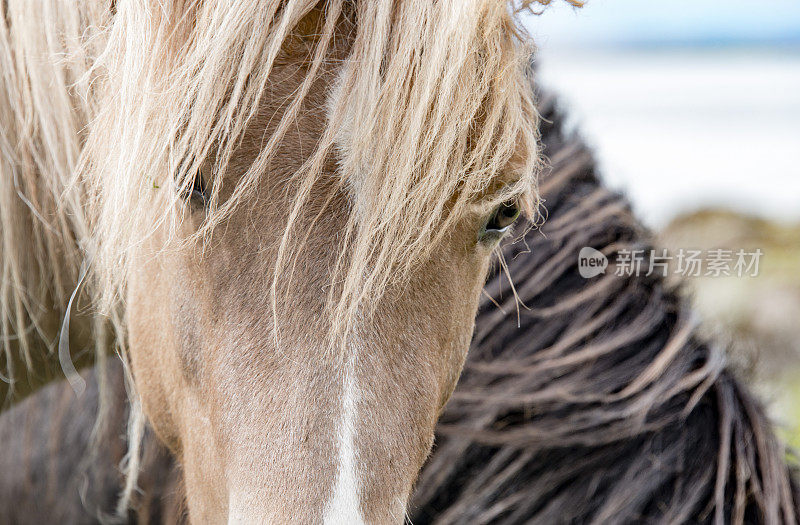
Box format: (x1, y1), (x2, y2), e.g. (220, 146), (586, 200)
(410, 88), (800, 524)
(0, 85), (797, 523)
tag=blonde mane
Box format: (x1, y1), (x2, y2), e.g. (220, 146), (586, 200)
(1, 0), (579, 387)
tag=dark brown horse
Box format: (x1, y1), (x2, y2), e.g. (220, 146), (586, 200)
(1, 85), (798, 524)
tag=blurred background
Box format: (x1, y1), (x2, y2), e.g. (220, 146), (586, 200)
(524, 0), (800, 447)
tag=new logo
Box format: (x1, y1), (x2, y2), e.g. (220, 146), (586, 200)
(578, 247), (608, 278)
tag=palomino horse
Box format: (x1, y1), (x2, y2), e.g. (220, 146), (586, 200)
(0, 0), (571, 522)
(2, 85), (798, 523)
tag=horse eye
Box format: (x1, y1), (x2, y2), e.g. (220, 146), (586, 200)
(186, 171), (208, 205)
(483, 200), (520, 237)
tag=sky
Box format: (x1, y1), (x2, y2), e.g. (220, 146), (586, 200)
(524, 0), (800, 50)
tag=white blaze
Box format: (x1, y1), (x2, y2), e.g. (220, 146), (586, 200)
(323, 359), (365, 524)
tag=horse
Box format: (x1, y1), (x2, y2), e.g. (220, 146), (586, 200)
(2, 80), (798, 523)
(1, 0), (571, 521)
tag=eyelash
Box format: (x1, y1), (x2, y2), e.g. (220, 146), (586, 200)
(479, 200), (521, 242)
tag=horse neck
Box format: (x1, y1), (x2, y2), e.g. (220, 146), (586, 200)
(0, 359), (183, 523)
